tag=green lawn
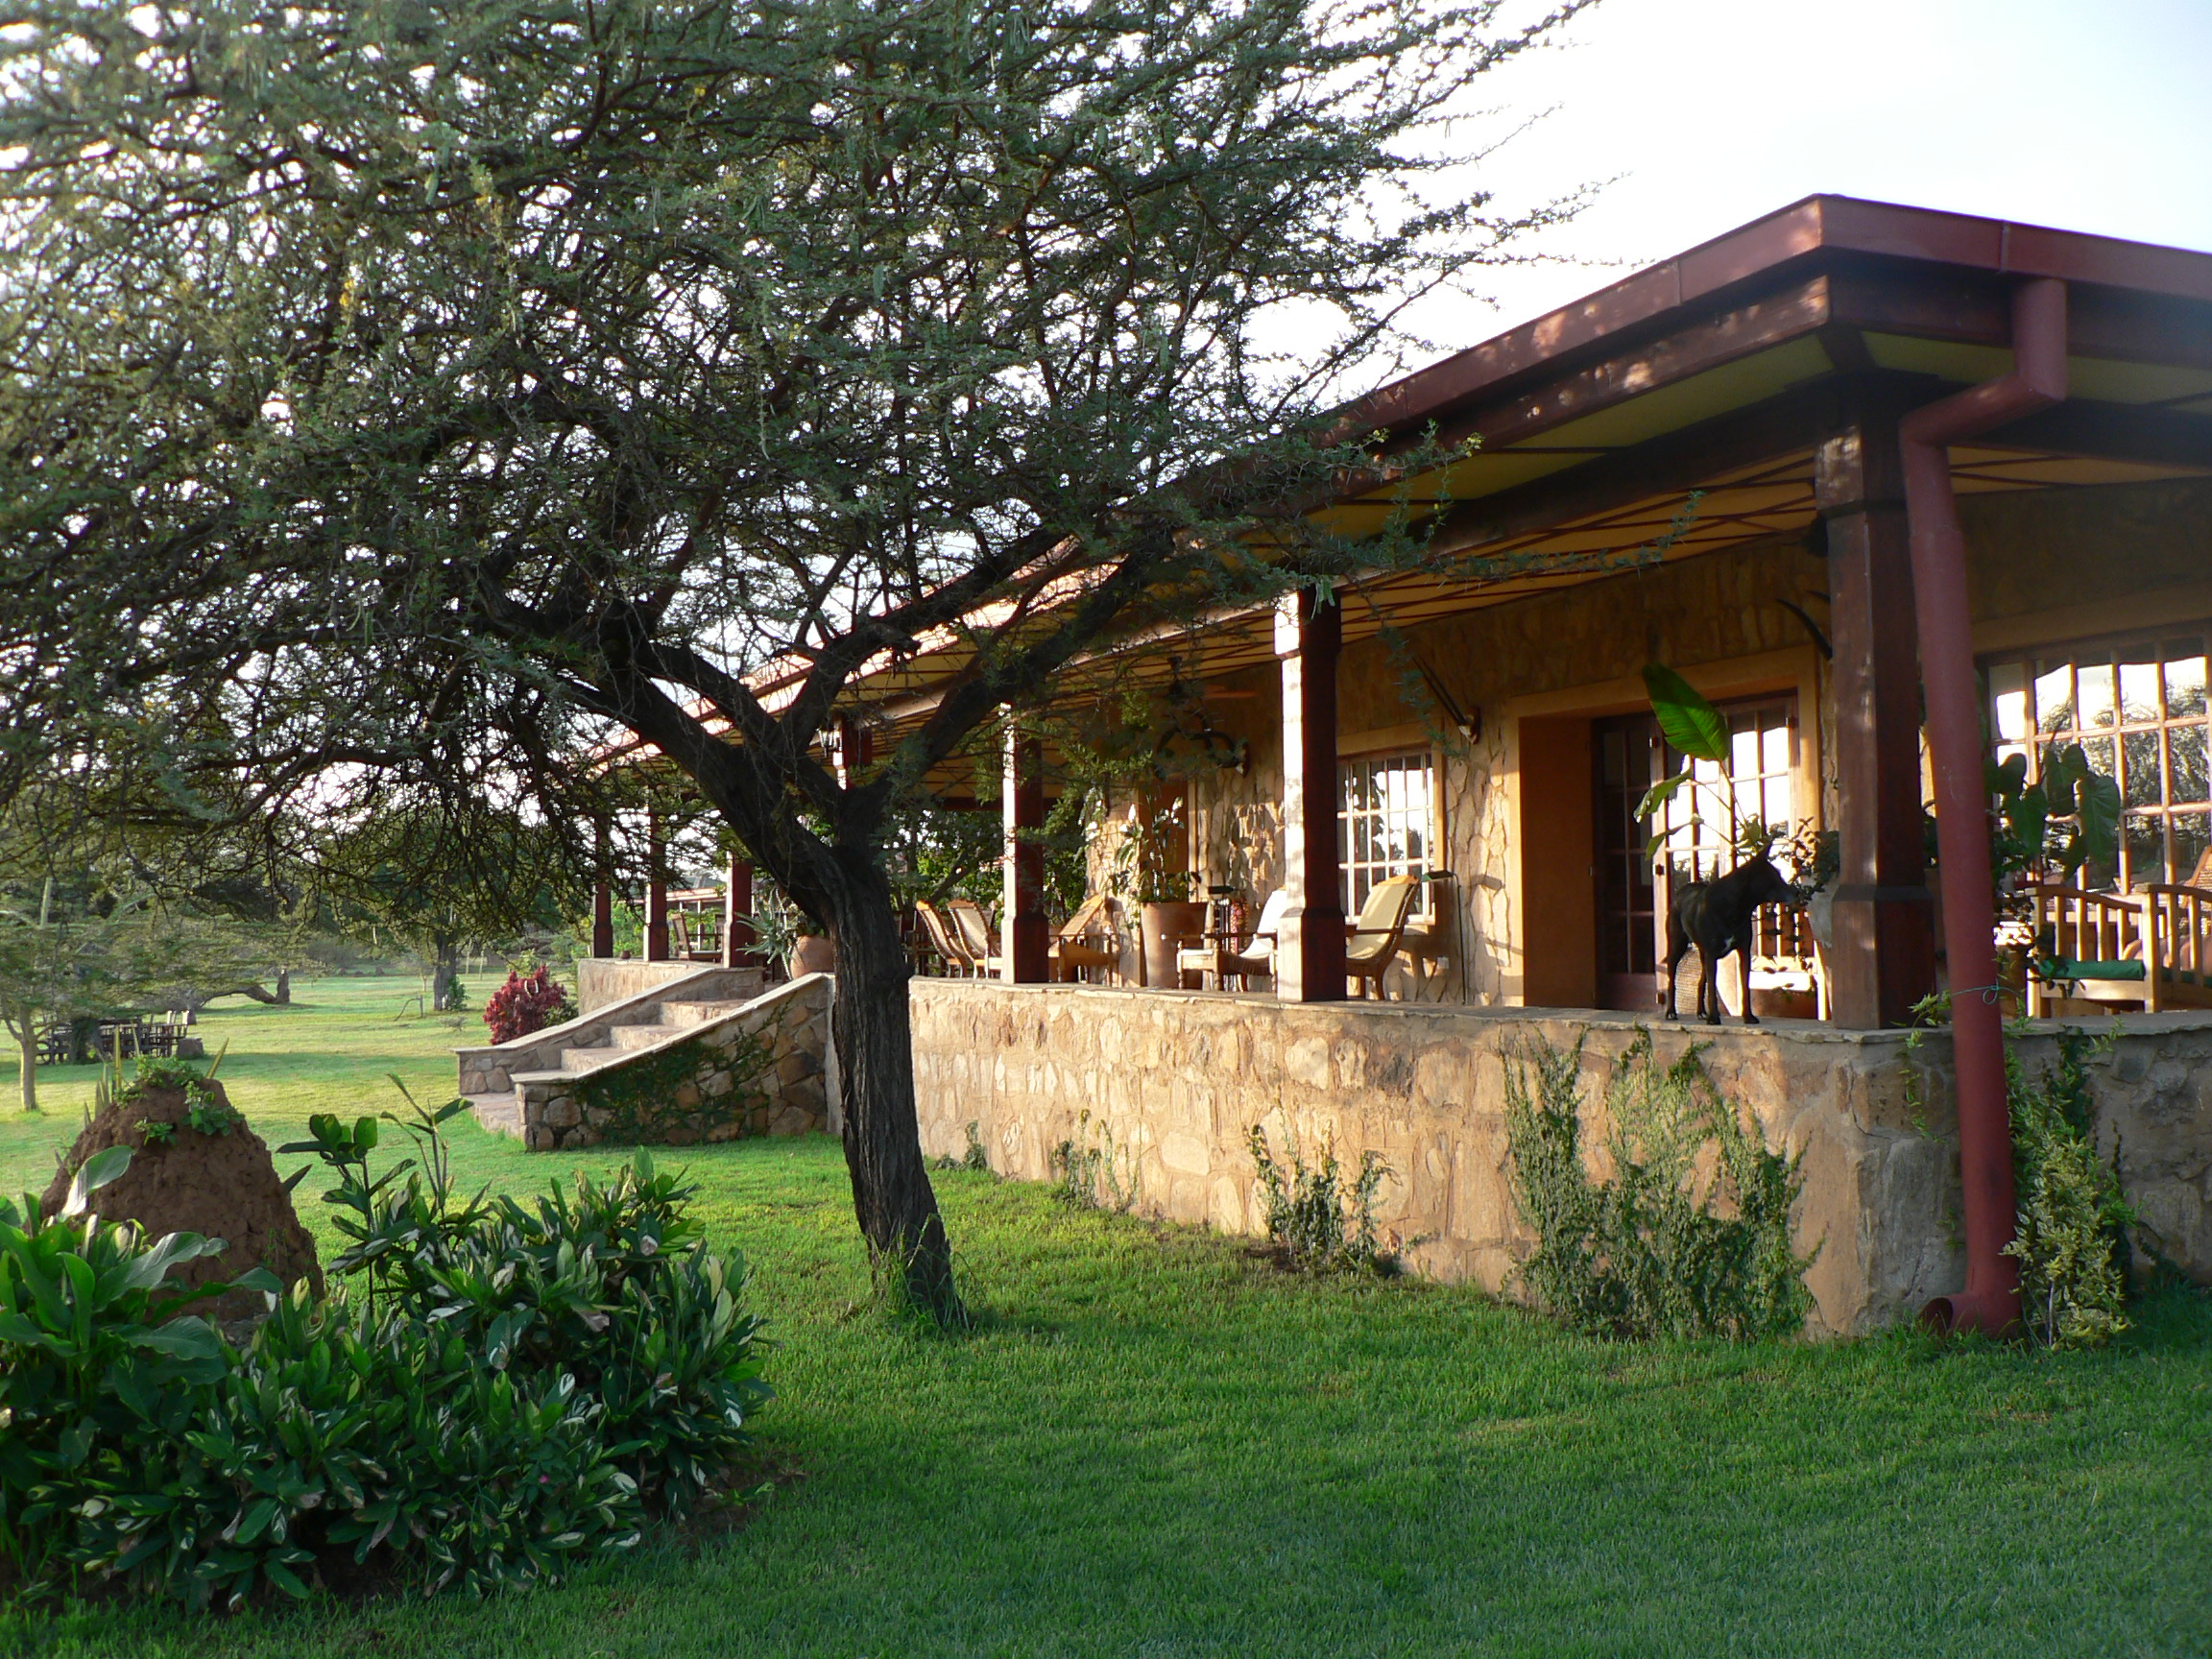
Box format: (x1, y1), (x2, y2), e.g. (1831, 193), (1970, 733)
(4, 977), (2209, 1657)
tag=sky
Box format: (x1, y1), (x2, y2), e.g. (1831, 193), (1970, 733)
(1412, 0), (2212, 346)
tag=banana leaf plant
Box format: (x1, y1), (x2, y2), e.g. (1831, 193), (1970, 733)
(1633, 665), (1769, 868)
(1987, 745), (2122, 891)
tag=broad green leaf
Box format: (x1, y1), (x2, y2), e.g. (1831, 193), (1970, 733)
(129, 1317), (221, 1360)
(62, 1145), (133, 1216)
(1634, 767), (1694, 823)
(1643, 664), (1730, 763)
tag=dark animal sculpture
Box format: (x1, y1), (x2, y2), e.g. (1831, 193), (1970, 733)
(1662, 854), (1796, 1026)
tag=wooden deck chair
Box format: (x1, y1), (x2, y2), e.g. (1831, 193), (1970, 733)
(1177, 888), (1288, 992)
(1051, 895), (1127, 984)
(1344, 876), (1421, 1000)
(946, 898), (1004, 976)
(916, 901), (979, 977)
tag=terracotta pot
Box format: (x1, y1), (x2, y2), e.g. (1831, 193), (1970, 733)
(789, 934), (837, 977)
(1140, 901), (1208, 990)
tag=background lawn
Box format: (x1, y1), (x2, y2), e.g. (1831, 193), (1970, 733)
(3, 976), (2208, 1658)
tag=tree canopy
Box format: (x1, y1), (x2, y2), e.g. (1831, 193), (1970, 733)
(0, 0), (1590, 1315)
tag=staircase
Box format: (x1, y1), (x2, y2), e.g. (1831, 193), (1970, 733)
(547, 997), (755, 1077)
(456, 967), (832, 1148)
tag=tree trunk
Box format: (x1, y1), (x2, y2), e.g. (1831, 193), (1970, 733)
(826, 863), (962, 1324)
(275, 968), (291, 1005)
(10, 1016), (37, 1114)
(431, 943), (461, 1012)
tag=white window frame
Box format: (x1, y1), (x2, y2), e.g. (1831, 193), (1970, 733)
(1338, 748), (1439, 921)
(1986, 632), (2210, 892)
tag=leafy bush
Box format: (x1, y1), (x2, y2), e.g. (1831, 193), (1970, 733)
(2004, 1030), (2132, 1350)
(0, 1094), (768, 1608)
(482, 966), (576, 1046)
(1503, 1032), (1815, 1340)
(0, 1148), (262, 1590)
(1246, 1127), (1402, 1273)
(1048, 1111), (1136, 1212)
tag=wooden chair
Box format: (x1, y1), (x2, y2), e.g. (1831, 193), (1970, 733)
(1177, 888), (1288, 992)
(2139, 883), (2212, 1011)
(1344, 876), (1421, 1000)
(1051, 895), (1128, 984)
(946, 899), (1004, 976)
(1748, 900), (1827, 1021)
(916, 901), (981, 977)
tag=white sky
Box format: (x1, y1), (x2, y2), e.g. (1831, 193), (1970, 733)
(1421, 0), (2212, 346)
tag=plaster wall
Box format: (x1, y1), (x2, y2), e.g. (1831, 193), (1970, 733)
(911, 979), (2212, 1335)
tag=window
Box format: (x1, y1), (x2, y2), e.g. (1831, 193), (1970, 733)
(1647, 698), (1797, 882)
(1339, 751), (1435, 919)
(1987, 636), (2210, 890)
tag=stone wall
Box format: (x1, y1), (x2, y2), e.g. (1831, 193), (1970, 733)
(910, 979), (2212, 1335)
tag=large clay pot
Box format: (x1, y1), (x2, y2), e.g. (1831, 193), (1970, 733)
(1140, 901), (1208, 990)
(789, 934), (837, 977)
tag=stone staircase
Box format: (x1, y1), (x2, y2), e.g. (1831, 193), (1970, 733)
(456, 968), (832, 1148)
(548, 997), (755, 1077)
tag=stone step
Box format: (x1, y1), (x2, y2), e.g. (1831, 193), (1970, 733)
(661, 999), (750, 1028)
(465, 1092), (524, 1141)
(610, 1022), (677, 1050)
(559, 1045), (624, 1073)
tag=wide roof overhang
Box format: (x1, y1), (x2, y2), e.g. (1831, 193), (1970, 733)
(614, 194), (2212, 788)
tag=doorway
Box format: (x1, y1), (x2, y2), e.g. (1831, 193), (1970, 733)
(1592, 695), (1799, 1014)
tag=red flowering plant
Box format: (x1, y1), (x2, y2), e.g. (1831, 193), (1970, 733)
(483, 965), (577, 1045)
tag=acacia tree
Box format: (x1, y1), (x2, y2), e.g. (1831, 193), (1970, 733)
(0, 0), (1588, 1315)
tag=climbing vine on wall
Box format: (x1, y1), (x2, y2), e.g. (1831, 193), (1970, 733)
(574, 1022), (775, 1144)
(1503, 1029), (1816, 1340)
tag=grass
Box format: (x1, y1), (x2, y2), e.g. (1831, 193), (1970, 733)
(4, 976), (2210, 1657)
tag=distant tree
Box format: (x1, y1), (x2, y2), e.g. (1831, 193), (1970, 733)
(0, 0), (1588, 1315)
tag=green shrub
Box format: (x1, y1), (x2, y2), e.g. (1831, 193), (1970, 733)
(0, 1094), (769, 1609)
(1245, 1128), (1402, 1273)
(1503, 1031), (1815, 1340)
(1048, 1111), (1135, 1213)
(0, 1148), (275, 1592)
(2004, 1031), (2132, 1350)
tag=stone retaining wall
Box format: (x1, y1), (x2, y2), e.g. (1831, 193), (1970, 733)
(909, 980), (2212, 1335)
(517, 974), (831, 1151)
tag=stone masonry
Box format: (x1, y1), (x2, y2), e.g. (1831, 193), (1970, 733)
(458, 970), (832, 1150)
(910, 979), (2212, 1336)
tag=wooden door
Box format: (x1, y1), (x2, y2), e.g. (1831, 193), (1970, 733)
(1593, 715), (1664, 1012)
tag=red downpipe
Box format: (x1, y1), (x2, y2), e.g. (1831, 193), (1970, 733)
(1902, 276), (2068, 1336)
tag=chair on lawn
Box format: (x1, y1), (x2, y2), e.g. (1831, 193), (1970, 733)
(1176, 888), (1288, 992)
(1344, 876), (1421, 1000)
(1051, 895), (1128, 984)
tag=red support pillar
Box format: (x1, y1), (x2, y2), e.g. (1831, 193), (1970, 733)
(1002, 725), (1050, 982)
(644, 812), (670, 962)
(1273, 591), (1345, 1001)
(590, 817), (615, 959)
(1817, 412), (1936, 1027)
